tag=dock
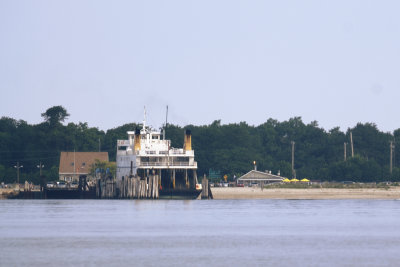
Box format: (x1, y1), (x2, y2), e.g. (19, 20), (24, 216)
(5, 174), (210, 200)
(97, 174), (159, 199)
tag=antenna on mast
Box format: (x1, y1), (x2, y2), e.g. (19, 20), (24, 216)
(143, 106), (146, 131)
(164, 105), (168, 140)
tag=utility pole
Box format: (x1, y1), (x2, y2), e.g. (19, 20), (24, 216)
(14, 162), (23, 185)
(350, 131), (354, 157)
(291, 141), (295, 178)
(394, 137), (396, 171)
(390, 141), (394, 175)
(37, 161), (44, 176)
(74, 149), (76, 180)
(98, 138), (101, 152)
(344, 142), (347, 161)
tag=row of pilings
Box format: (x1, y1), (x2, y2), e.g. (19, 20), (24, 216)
(96, 175), (159, 199)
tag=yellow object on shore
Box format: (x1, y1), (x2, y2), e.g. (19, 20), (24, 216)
(282, 178), (291, 183)
(290, 178), (299, 182)
(210, 187), (400, 200)
(301, 178), (310, 182)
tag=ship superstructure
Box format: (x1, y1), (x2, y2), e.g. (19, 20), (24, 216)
(116, 114), (200, 198)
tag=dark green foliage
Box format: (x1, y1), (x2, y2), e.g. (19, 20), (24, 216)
(41, 106), (70, 126)
(0, 107), (105, 183)
(0, 106), (399, 183)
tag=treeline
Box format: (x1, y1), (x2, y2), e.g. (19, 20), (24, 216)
(1, 106), (400, 184)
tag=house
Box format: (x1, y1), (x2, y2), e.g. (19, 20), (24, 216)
(58, 152), (109, 182)
(237, 170), (285, 186)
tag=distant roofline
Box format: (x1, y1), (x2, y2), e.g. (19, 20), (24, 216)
(237, 169), (286, 181)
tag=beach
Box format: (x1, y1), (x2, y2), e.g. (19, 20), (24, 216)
(0, 189), (16, 199)
(211, 187), (400, 199)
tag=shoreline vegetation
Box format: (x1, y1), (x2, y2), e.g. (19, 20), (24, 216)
(2, 106), (400, 185)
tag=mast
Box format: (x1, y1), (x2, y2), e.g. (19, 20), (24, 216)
(166, 105), (169, 167)
(143, 106), (147, 131)
(164, 105), (168, 140)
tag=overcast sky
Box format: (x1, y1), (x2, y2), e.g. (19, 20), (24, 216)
(1, 1), (399, 132)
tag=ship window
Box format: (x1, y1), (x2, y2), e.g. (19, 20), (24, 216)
(141, 157), (149, 162)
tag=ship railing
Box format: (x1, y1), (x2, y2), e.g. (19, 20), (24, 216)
(170, 150), (185, 155)
(139, 162), (197, 167)
(136, 150), (194, 156)
(170, 150), (194, 156)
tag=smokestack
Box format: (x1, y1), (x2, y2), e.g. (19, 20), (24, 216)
(134, 128), (141, 151)
(184, 129), (192, 151)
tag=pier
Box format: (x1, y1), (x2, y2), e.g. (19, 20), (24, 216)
(4, 171), (212, 199)
(97, 174), (159, 199)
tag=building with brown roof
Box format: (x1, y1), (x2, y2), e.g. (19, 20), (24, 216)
(59, 152), (109, 182)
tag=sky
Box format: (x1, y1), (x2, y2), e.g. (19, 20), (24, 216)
(1, 0), (400, 132)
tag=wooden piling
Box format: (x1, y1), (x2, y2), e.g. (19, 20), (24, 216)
(208, 182), (213, 199)
(201, 175), (213, 199)
(201, 175), (209, 199)
(96, 174), (159, 199)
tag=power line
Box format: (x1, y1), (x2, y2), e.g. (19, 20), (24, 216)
(0, 155), (60, 163)
(0, 150), (61, 153)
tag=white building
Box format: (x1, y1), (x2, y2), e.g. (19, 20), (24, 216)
(237, 170), (285, 186)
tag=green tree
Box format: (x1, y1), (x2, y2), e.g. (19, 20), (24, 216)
(90, 159), (116, 178)
(41, 106), (70, 126)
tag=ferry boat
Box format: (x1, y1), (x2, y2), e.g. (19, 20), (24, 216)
(116, 112), (202, 199)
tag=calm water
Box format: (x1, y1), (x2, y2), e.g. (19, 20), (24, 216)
(1, 199), (400, 267)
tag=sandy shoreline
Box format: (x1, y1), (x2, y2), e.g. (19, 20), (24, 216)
(2, 187), (400, 200)
(211, 187), (400, 200)
(0, 189), (16, 199)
